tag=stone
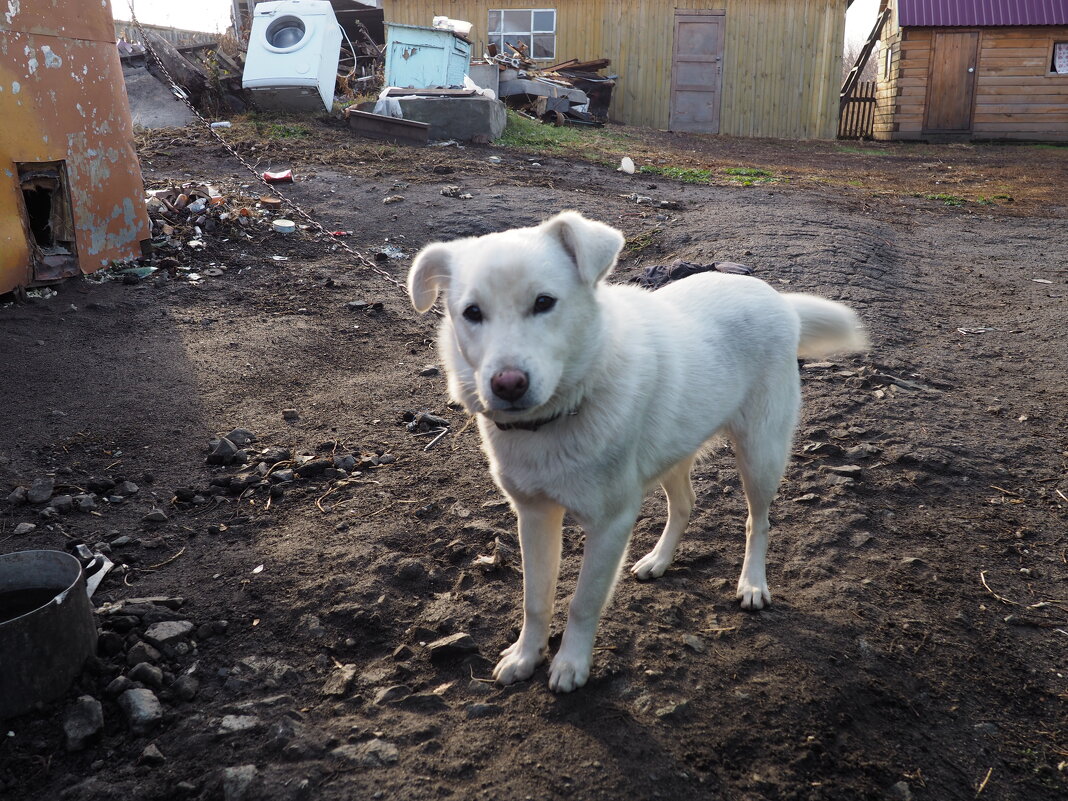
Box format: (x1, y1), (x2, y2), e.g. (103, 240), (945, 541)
(466, 703), (502, 719)
(6, 486), (27, 505)
(397, 693), (449, 713)
(426, 632), (478, 662)
(419, 365), (440, 377)
(321, 664), (358, 697)
(207, 438), (239, 466)
(682, 635), (707, 654)
(221, 765), (259, 801)
(826, 464), (863, 478)
(63, 696), (104, 751)
(654, 699), (691, 719)
(261, 446), (291, 463)
(97, 631), (125, 656)
(106, 676), (134, 697)
(86, 477), (116, 494)
(887, 781), (913, 801)
(118, 688), (163, 734)
(282, 408), (299, 422)
(330, 738), (399, 767)
(13, 522), (36, 536)
(173, 675), (200, 702)
(139, 743), (166, 765)
(792, 493), (819, 503)
(333, 455), (357, 472)
(295, 458), (331, 478)
(129, 662), (165, 689)
(27, 477), (55, 504)
(374, 685), (411, 705)
(48, 494), (73, 514)
(219, 715), (262, 734)
(270, 469), (295, 483)
(127, 641), (162, 665)
(225, 428), (257, 447)
(38, 506), (60, 521)
(142, 508), (169, 523)
(73, 494), (97, 513)
(144, 620), (194, 647)
(110, 535), (134, 547)
(114, 481), (139, 497)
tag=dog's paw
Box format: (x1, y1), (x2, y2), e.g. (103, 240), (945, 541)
(547, 650), (591, 693)
(736, 580), (771, 610)
(631, 549), (672, 580)
(493, 641), (544, 686)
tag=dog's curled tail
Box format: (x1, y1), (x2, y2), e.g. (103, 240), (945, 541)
(785, 294), (870, 359)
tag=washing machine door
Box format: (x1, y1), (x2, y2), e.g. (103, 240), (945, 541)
(264, 15), (311, 53)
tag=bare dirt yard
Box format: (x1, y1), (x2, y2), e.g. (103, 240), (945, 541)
(2, 117), (1066, 801)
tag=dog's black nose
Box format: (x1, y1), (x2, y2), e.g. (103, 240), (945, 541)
(491, 369), (529, 402)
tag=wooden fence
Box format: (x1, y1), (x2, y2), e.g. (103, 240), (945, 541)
(838, 80), (876, 139)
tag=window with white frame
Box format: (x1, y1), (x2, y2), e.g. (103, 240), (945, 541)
(1052, 42), (1068, 74)
(488, 8), (556, 60)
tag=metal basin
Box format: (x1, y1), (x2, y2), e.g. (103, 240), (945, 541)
(0, 550), (97, 720)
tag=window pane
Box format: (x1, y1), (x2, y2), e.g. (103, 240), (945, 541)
(533, 34), (555, 60)
(532, 10), (555, 33)
(503, 34), (532, 56)
(491, 34), (504, 54)
(502, 10), (530, 33)
(488, 10), (501, 33)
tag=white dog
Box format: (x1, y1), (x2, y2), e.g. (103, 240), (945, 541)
(407, 211), (867, 692)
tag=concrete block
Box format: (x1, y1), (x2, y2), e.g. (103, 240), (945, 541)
(395, 96), (507, 142)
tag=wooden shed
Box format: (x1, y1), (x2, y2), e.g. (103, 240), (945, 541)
(874, 0), (1068, 140)
(383, 1), (849, 139)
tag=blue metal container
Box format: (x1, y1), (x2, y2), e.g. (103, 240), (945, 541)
(384, 23), (472, 89)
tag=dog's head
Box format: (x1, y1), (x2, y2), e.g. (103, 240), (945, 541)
(408, 211), (624, 422)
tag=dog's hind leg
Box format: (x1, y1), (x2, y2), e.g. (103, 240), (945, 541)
(631, 455), (697, 580)
(494, 495), (565, 686)
(729, 387), (798, 610)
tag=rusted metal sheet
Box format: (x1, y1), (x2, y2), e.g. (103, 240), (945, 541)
(0, 0), (151, 295)
(899, 0), (1068, 27)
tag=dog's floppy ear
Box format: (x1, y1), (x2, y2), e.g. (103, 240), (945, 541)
(541, 211), (624, 286)
(408, 242), (452, 313)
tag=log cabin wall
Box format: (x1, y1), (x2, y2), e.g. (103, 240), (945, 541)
(875, 0), (1068, 141)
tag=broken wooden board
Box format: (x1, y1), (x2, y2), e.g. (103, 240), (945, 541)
(344, 109), (430, 146)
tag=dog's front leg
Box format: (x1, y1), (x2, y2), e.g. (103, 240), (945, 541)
(550, 506), (639, 692)
(493, 495), (565, 686)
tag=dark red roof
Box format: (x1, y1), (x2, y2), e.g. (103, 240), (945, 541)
(899, 0), (1068, 26)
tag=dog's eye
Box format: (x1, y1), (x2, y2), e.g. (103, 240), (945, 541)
(532, 295), (556, 315)
(462, 304), (483, 323)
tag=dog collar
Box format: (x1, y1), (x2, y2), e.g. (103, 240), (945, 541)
(493, 407), (579, 432)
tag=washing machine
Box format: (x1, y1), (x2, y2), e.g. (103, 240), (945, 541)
(242, 0), (344, 112)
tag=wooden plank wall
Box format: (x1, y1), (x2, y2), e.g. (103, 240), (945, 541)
(875, 1), (1068, 141)
(972, 27), (1068, 140)
(383, 0), (846, 139)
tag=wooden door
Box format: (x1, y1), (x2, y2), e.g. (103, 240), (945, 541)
(925, 31), (979, 132)
(669, 11), (724, 133)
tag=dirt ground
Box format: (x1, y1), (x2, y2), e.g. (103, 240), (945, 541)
(1, 118), (1066, 801)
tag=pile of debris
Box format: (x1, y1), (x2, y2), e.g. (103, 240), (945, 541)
(485, 47), (615, 125)
(119, 182), (295, 282)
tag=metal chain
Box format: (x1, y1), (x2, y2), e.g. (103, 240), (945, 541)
(127, 6), (427, 308)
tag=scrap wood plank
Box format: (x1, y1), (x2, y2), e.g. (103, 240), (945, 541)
(344, 109), (429, 146)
